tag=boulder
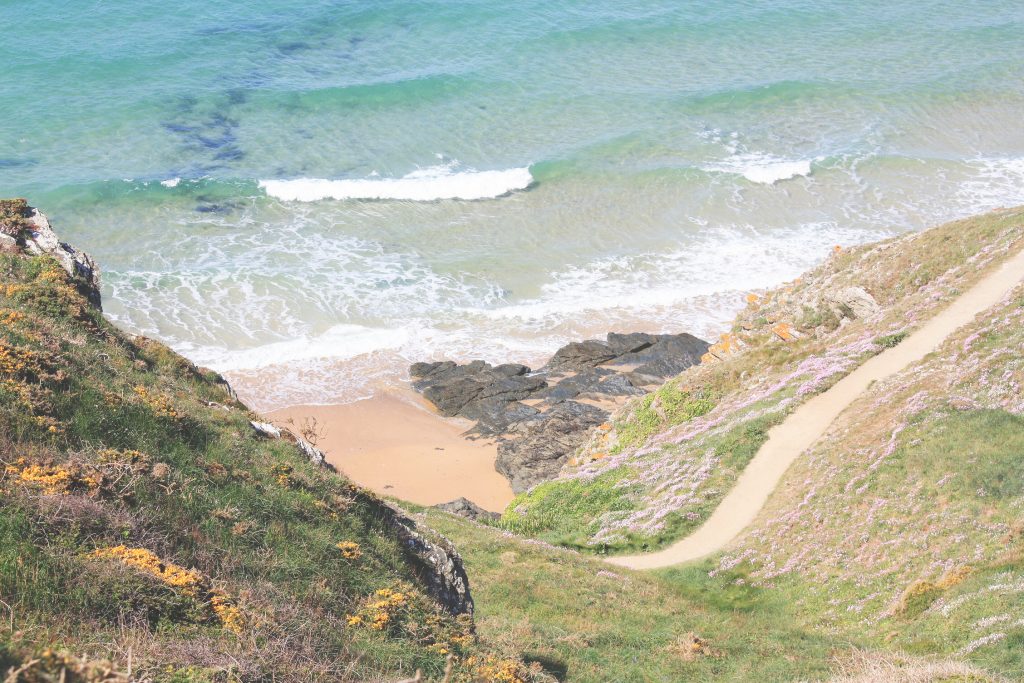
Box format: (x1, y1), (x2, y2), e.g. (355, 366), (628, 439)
(460, 398), (540, 436)
(495, 401), (609, 493)
(250, 421), (282, 439)
(605, 332), (658, 355)
(414, 360), (545, 419)
(828, 286), (880, 320)
(434, 497), (500, 523)
(540, 368), (644, 404)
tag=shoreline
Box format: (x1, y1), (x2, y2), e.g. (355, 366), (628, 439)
(267, 388), (514, 512)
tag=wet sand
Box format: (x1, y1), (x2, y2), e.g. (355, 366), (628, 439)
(268, 390), (514, 513)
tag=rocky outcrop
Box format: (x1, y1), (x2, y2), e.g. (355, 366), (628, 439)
(21, 205), (103, 309)
(434, 497), (501, 522)
(496, 401), (609, 493)
(381, 502), (474, 615)
(411, 332), (709, 490)
(411, 331), (710, 491)
(828, 286), (881, 321)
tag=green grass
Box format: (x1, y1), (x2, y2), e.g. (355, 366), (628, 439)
(427, 508), (850, 682)
(612, 381), (715, 453)
(499, 467), (638, 548)
(875, 331), (909, 348)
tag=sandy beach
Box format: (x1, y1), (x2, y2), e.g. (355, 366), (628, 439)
(268, 390), (514, 512)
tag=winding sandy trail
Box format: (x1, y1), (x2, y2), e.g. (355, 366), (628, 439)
(608, 246), (1024, 570)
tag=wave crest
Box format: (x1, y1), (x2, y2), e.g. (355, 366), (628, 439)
(259, 163), (533, 202)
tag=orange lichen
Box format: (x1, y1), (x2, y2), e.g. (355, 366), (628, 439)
(772, 322), (797, 341)
(745, 293), (760, 305)
(705, 332), (742, 362)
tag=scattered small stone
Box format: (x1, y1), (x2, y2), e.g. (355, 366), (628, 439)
(434, 497), (500, 522)
(250, 421), (281, 439)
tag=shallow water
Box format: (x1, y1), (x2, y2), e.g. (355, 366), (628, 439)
(3, 1), (1023, 409)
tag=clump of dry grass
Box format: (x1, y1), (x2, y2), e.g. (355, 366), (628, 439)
(823, 649), (1003, 682)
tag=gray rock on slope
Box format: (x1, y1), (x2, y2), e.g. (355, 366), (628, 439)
(23, 207), (102, 309)
(828, 286), (881, 320)
(434, 497), (501, 522)
(382, 502), (474, 615)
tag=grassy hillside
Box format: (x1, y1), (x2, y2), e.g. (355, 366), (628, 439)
(716, 259), (1024, 677)
(4, 198), (1020, 682)
(501, 208), (1024, 554)
(0, 200), (542, 682)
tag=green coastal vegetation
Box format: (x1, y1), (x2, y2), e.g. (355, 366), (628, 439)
(2, 201), (1023, 681)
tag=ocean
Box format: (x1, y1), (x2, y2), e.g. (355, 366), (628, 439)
(2, 1), (1023, 409)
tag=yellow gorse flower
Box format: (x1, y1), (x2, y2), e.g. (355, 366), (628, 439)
(89, 545), (245, 633)
(336, 541), (362, 560)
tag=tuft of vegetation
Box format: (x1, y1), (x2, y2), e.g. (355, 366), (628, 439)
(611, 382), (715, 454)
(0, 199), (32, 240)
(875, 331), (909, 348)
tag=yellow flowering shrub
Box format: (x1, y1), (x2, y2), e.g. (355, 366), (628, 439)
(88, 546), (245, 633)
(90, 546), (206, 597)
(133, 385), (182, 420)
(210, 589), (246, 634)
(336, 541), (362, 560)
(0, 308), (25, 325)
(5, 458), (100, 495)
(459, 655), (534, 683)
(271, 463), (293, 486)
(0, 342), (39, 377)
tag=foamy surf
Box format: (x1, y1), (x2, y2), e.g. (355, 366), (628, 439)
(705, 154), (813, 185)
(187, 324), (409, 372)
(259, 164), (534, 202)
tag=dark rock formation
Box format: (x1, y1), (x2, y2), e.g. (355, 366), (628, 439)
(413, 360), (540, 417)
(546, 339), (619, 370)
(495, 401), (609, 493)
(411, 330), (710, 492)
(607, 333), (709, 377)
(434, 497), (501, 523)
(381, 502), (474, 615)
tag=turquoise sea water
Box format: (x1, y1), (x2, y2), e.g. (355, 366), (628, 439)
(2, 1), (1024, 408)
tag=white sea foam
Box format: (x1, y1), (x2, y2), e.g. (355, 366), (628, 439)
(259, 163), (533, 202)
(470, 221), (879, 323)
(188, 324), (408, 372)
(958, 157), (1024, 210)
(705, 153), (813, 184)
(160, 178), (181, 188)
